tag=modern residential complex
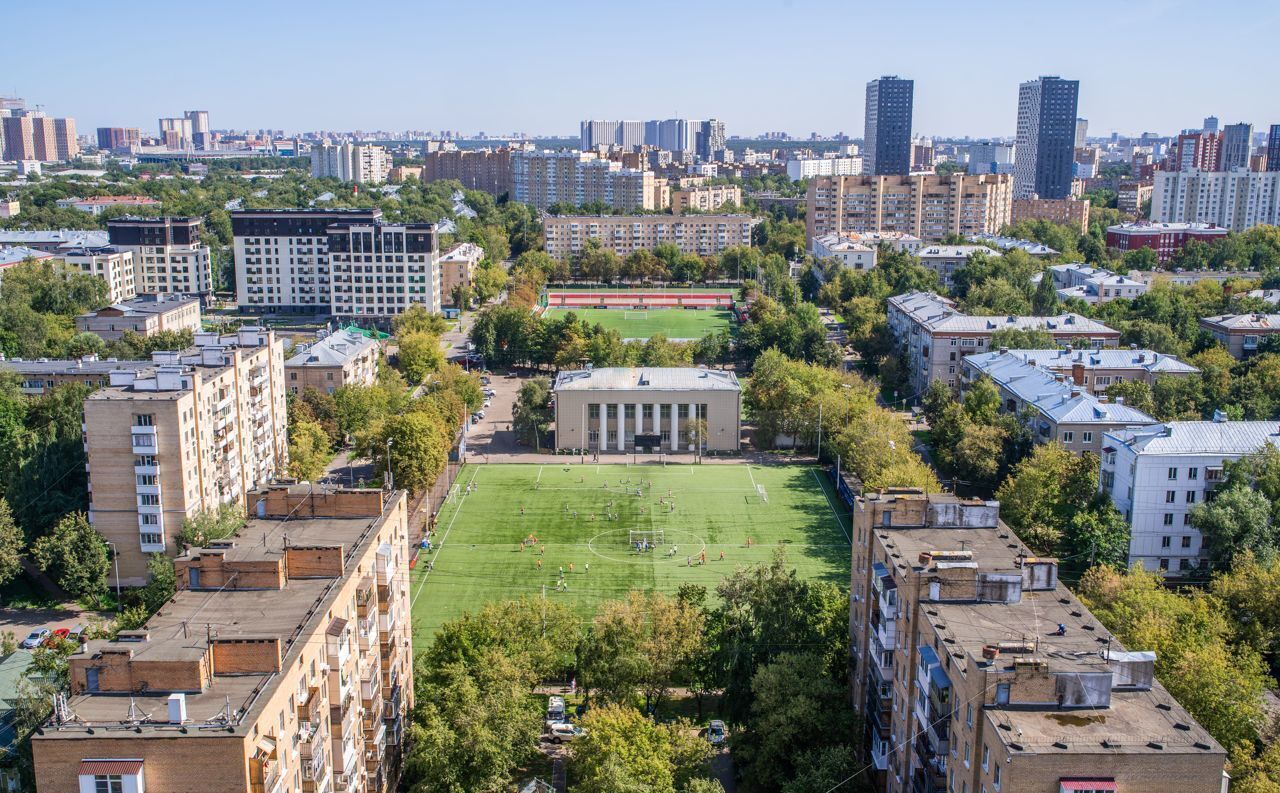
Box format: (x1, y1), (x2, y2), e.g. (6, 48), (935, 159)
(579, 118), (726, 158)
(1105, 221), (1230, 263)
(552, 367), (741, 453)
(805, 173), (1013, 244)
(671, 183), (741, 214)
(962, 346), (1198, 398)
(512, 150), (659, 211)
(961, 350), (1157, 455)
(32, 484), (414, 793)
(60, 245), (137, 303)
(863, 76), (914, 176)
(784, 156), (862, 181)
(1010, 196), (1090, 232)
(1, 113), (78, 162)
(1013, 76), (1080, 199)
(1150, 170), (1280, 231)
(81, 327), (288, 582)
(106, 216), (214, 297)
(439, 242), (484, 306)
(1044, 262), (1148, 304)
(1220, 122), (1253, 170)
(233, 209), (442, 320)
(285, 328), (381, 394)
(886, 291), (1119, 394)
(311, 142), (391, 184)
(75, 294), (202, 342)
(1198, 312), (1280, 358)
(95, 126), (141, 153)
(848, 489), (1226, 793)
(1101, 418), (1280, 575)
(1268, 124), (1280, 172)
(543, 214), (758, 259)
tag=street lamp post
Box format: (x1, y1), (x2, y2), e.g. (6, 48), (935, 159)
(386, 439), (395, 491)
(105, 541), (121, 610)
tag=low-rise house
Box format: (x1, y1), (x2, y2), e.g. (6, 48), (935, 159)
(1045, 262), (1148, 304)
(285, 328), (380, 394)
(916, 245), (999, 288)
(964, 346), (1198, 397)
(962, 351), (1158, 455)
(439, 242), (484, 306)
(968, 233), (1058, 258)
(811, 233), (877, 271)
(1198, 312), (1280, 358)
(75, 293), (201, 342)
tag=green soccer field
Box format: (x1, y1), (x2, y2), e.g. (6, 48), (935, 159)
(542, 307), (734, 340)
(409, 463), (851, 643)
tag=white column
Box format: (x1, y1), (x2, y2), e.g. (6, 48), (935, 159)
(635, 403), (643, 436)
(688, 403), (697, 450)
(669, 403), (678, 450)
(614, 403), (622, 452)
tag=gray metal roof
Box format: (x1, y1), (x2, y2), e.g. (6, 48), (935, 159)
(1200, 313), (1280, 330)
(964, 354), (1157, 425)
(285, 329), (378, 368)
(889, 291), (1119, 336)
(967, 348), (1199, 375)
(1106, 421), (1280, 456)
(553, 367), (740, 393)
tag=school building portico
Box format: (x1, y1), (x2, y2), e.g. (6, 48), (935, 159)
(552, 367), (741, 453)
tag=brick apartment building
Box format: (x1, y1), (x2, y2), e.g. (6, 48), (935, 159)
(32, 485), (414, 793)
(806, 173), (1012, 244)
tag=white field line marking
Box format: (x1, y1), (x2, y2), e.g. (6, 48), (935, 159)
(810, 469), (851, 546)
(747, 465), (758, 491)
(536, 465), (544, 484)
(411, 466), (481, 610)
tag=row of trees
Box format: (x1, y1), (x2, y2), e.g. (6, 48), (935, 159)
(404, 551), (864, 793)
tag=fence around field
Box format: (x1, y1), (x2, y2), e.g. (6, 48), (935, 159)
(544, 290), (735, 309)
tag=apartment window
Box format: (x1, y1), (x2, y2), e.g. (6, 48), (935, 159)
(140, 532), (163, 546)
(993, 766), (1001, 789)
(93, 776), (124, 793)
(135, 456), (156, 467)
(1188, 467), (1199, 480)
(1161, 536), (1171, 548)
(1163, 513), (1173, 525)
(1167, 467), (1177, 480)
(1186, 491), (1197, 504)
(136, 474), (157, 487)
(965, 703), (973, 727)
(1159, 558), (1170, 570)
(1061, 431), (1073, 443)
(964, 742), (971, 768)
(1184, 514), (1192, 525)
(981, 744), (989, 772)
(139, 494), (160, 506)
(1082, 431), (1092, 443)
(1181, 536), (1192, 548)
(134, 414), (155, 427)
(1165, 490), (1176, 503)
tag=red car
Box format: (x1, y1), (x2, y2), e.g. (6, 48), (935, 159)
(45, 628), (70, 646)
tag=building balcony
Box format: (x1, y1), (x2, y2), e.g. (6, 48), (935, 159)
(134, 463), (159, 476)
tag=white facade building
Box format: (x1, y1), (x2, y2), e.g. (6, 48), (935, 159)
(310, 142), (391, 184)
(811, 233), (877, 270)
(1045, 262), (1148, 304)
(785, 156), (862, 181)
(916, 244), (999, 288)
(1151, 170), (1280, 231)
(1101, 419), (1280, 576)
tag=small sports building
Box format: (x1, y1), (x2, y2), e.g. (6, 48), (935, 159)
(552, 367), (741, 453)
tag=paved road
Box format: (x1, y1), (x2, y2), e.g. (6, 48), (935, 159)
(464, 371), (524, 459)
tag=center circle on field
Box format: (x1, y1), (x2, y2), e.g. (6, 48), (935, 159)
(587, 528), (707, 564)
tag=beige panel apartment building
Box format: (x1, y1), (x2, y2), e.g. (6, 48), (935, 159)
(82, 328), (288, 583)
(848, 489), (1227, 793)
(439, 242), (484, 306)
(75, 294), (201, 341)
(544, 215), (758, 259)
(286, 329), (381, 394)
(33, 485), (413, 793)
(805, 173), (1012, 243)
(672, 184), (742, 214)
(553, 368), (741, 453)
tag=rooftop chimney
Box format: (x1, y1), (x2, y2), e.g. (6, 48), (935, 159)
(1071, 363), (1085, 385)
(1213, 409), (1228, 423)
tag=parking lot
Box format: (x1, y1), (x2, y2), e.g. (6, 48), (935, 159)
(464, 371), (525, 458)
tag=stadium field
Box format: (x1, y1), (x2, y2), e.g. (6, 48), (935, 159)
(408, 462), (851, 643)
(542, 306), (734, 340)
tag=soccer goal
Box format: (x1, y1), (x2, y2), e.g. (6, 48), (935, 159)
(447, 484), (460, 503)
(623, 310), (649, 320)
(629, 529), (665, 547)
(756, 484), (768, 504)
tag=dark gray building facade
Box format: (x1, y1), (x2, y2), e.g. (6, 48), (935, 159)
(864, 76), (914, 176)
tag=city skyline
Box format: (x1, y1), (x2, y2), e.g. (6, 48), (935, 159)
(6, 0), (1279, 140)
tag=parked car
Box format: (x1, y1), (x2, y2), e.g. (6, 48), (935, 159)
(547, 696), (566, 722)
(707, 719), (726, 745)
(470, 414), (480, 425)
(477, 410), (486, 419)
(20, 630), (49, 649)
(67, 625), (86, 644)
(483, 400), (492, 409)
(46, 628), (70, 646)
(480, 377), (491, 385)
(547, 722), (584, 744)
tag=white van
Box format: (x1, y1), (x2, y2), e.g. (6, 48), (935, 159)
(546, 696), (566, 722)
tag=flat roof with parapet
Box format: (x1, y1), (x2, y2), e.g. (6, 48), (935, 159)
(40, 486), (395, 737)
(553, 367), (740, 393)
(868, 504), (1222, 758)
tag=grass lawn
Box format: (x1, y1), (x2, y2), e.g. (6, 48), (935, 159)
(542, 307), (734, 340)
(409, 463), (851, 646)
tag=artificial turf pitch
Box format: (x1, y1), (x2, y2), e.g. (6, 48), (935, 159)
(541, 307), (734, 340)
(409, 462), (851, 643)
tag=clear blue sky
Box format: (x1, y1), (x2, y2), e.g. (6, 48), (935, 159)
(7, 0), (1278, 139)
